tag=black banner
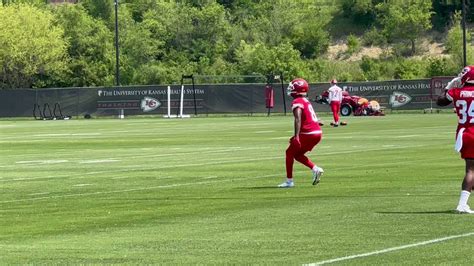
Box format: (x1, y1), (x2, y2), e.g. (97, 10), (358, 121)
(0, 78), (453, 118)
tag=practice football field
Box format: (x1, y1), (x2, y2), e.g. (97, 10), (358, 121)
(1, 113), (474, 264)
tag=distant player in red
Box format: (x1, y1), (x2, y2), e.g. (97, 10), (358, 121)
(437, 66), (474, 213)
(278, 78), (324, 188)
(328, 79), (343, 127)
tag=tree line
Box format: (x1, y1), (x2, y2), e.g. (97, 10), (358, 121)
(0, 0), (472, 89)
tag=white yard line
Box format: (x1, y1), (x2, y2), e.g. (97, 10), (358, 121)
(0, 139), (48, 143)
(1, 144), (427, 183)
(79, 159), (120, 164)
(15, 160), (69, 165)
(111, 176), (130, 180)
(202, 176), (218, 179)
(4, 146), (261, 163)
(33, 133), (102, 137)
(0, 145), (436, 204)
(112, 175), (173, 180)
(271, 133), (449, 141)
(394, 135), (421, 138)
(271, 136), (291, 140)
(28, 192), (50, 196)
(0, 173), (280, 204)
(304, 232), (474, 266)
(72, 183), (93, 187)
(1, 148), (248, 167)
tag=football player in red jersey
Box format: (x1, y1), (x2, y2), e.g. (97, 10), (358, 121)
(438, 66), (474, 213)
(278, 78), (324, 188)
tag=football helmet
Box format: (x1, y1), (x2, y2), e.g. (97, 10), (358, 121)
(460, 66), (474, 85)
(287, 78), (309, 97)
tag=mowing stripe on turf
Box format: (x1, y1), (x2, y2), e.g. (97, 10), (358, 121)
(272, 133), (451, 140)
(304, 232), (474, 265)
(79, 159), (120, 164)
(0, 173), (283, 204)
(0, 154), (442, 204)
(4, 146), (262, 161)
(0, 144), (428, 183)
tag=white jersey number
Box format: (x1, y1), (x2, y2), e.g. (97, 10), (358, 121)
(307, 104), (318, 122)
(456, 99), (474, 124)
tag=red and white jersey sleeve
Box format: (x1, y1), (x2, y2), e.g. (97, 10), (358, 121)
(292, 97), (321, 134)
(447, 85), (474, 157)
(328, 85), (343, 102)
(445, 76), (462, 91)
(447, 85), (474, 133)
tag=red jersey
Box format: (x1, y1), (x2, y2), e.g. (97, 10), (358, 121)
(291, 97), (321, 134)
(447, 85), (474, 134)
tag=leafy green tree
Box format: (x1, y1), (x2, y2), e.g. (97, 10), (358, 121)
(394, 58), (426, 79)
(446, 12), (464, 54)
(0, 3), (68, 89)
(426, 57), (457, 77)
(140, 1), (233, 83)
(340, 0), (379, 25)
(347, 34), (361, 55)
(0, 0), (459, 87)
(360, 56), (381, 81)
(444, 11), (474, 68)
(185, 2), (232, 63)
(80, 0), (113, 23)
(228, 1), (330, 58)
(53, 4), (115, 87)
(131, 62), (180, 85)
(122, 0), (157, 22)
(235, 41), (305, 79)
(362, 27), (387, 46)
(290, 3), (331, 58)
(117, 5), (165, 85)
(1, 0), (46, 6)
(376, 0), (433, 55)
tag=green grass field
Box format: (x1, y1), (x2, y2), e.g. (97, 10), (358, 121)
(1, 113), (474, 264)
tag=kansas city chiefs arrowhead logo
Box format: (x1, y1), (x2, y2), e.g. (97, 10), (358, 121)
(390, 91), (412, 108)
(141, 97), (161, 112)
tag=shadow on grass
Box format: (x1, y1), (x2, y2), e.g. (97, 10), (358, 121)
(377, 210), (456, 215)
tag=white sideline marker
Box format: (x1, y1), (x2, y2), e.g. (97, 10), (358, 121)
(163, 85), (190, 118)
(304, 231), (474, 266)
